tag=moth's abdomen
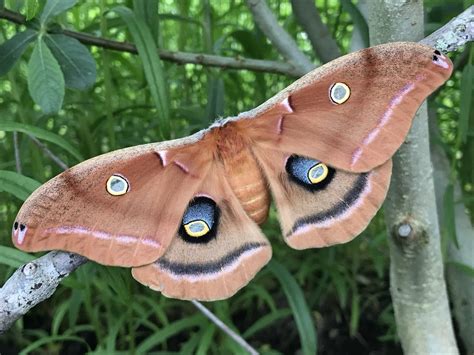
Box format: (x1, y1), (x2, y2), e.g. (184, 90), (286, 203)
(225, 149), (270, 224)
(215, 126), (270, 224)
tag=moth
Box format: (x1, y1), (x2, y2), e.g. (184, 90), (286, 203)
(12, 42), (452, 301)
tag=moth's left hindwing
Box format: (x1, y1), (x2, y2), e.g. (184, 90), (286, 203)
(132, 163), (272, 301)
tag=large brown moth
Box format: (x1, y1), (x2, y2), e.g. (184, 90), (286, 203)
(12, 42), (452, 301)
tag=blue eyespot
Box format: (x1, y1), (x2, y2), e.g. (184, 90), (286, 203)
(179, 196), (219, 243)
(285, 155), (334, 191)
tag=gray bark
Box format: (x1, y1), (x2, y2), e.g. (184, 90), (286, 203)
(0, 251), (87, 333)
(290, 0), (341, 62)
(368, 1), (459, 354)
(430, 110), (474, 355)
(246, 0), (314, 73)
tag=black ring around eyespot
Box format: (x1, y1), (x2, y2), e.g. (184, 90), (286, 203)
(285, 154), (335, 192)
(178, 196), (220, 244)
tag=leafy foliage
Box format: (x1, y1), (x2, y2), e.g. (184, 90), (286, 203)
(0, 0), (470, 354)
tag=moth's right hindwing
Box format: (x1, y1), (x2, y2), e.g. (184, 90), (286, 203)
(252, 146), (392, 249)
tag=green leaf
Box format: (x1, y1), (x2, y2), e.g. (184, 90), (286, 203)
(243, 308), (292, 338)
(0, 170), (41, 200)
(133, 0), (160, 40)
(0, 121), (83, 161)
(447, 261), (474, 278)
(112, 6), (170, 137)
(19, 335), (90, 355)
(136, 315), (202, 353)
(27, 38), (65, 114)
(0, 245), (36, 267)
(39, 0), (77, 24)
(458, 58), (472, 145)
(268, 260), (318, 355)
(206, 75), (225, 122)
(24, 0), (40, 20)
(442, 183), (458, 248)
(341, 0), (369, 47)
(0, 29), (38, 76)
(45, 34), (96, 90)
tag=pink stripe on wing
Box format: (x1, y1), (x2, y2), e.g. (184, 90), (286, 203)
(350, 82), (415, 168)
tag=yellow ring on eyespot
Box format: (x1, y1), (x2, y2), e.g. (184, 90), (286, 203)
(184, 220), (210, 237)
(308, 163), (329, 184)
(329, 82), (351, 104)
(106, 174), (129, 196)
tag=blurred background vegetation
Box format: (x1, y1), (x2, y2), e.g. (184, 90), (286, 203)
(0, 0), (472, 354)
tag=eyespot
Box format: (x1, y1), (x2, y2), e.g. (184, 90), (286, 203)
(329, 82), (351, 104)
(106, 174), (129, 196)
(308, 163), (329, 184)
(179, 196), (219, 243)
(286, 154), (335, 191)
(184, 220), (210, 237)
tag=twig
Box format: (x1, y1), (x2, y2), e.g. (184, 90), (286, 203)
(245, 0), (314, 73)
(0, 252), (87, 333)
(28, 135), (69, 171)
(420, 6), (473, 51)
(290, 0), (341, 62)
(13, 131), (22, 174)
(191, 300), (259, 355)
(0, 8), (303, 77)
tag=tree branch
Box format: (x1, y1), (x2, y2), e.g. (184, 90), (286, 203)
(0, 8), (304, 77)
(28, 135), (69, 171)
(367, 3), (473, 355)
(290, 0), (341, 63)
(13, 131), (21, 174)
(0, 251), (87, 333)
(429, 108), (474, 355)
(245, 0), (314, 73)
(420, 6), (473, 50)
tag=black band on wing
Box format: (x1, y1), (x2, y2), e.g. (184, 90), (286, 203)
(287, 172), (369, 236)
(156, 242), (267, 276)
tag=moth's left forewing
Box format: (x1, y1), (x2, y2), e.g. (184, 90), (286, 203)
(238, 42), (452, 173)
(13, 136), (214, 267)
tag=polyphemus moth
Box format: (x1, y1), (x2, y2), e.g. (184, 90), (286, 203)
(12, 42), (452, 301)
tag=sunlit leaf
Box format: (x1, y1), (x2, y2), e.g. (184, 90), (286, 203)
(39, 0), (78, 24)
(24, 0), (40, 20)
(27, 38), (65, 114)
